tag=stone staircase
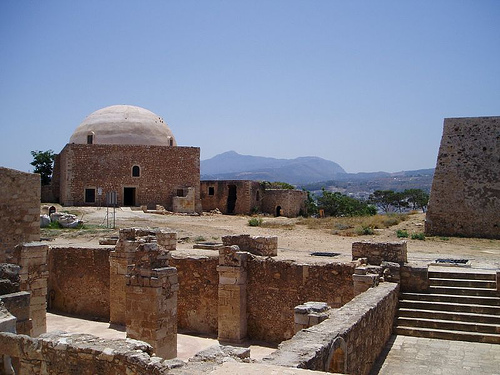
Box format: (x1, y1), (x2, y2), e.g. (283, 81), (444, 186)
(395, 270), (500, 344)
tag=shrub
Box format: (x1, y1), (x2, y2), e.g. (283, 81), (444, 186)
(411, 233), (426, 240)
(356, 226), (375, 235)
(194, 235), (206, 242)
(248, 218), (263, 227)
(396, 229), (409, 238)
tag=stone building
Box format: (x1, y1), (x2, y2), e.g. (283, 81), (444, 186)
(425, 116), (500, 239)
(50, 105), (202, 212)
(200, 180), (307, 217)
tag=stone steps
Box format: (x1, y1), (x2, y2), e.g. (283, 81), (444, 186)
(395, 270), (500, 344)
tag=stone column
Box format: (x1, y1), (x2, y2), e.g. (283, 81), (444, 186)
(217, 246), (248, 343)
(126, 266), (178, 359)
(12, 243), (48, 337)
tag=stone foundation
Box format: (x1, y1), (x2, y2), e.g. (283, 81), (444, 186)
(352, 241), (407, 265)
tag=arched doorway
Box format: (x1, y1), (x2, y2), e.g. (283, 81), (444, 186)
(276, 205), (282, 217)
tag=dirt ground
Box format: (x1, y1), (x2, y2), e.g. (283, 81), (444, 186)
(42, 205), (500, 270)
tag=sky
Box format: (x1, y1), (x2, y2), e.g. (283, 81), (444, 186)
(0, 1), (499, 174)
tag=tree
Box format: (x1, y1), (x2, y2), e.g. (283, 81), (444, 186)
(260, 181), (295, 190)
(318, 189), (376, 217)
(302, 189), (318, 217)
(369, 190), (400, 213)
(403, 189), (429, 212)
(30, 150), (55, 185)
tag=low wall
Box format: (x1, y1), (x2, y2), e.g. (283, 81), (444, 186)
(263, 282), (399, 374)
(170, 255), (219, 334)
(247, 258), (355, 343)
(48, 246), (112, 319)
(400, 263), (429, 293)
(0, 331), (171, 374)
(352, 241), (407, 265)
(222, 235), (278, 256)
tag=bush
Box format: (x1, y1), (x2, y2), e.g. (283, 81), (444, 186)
(356, 226), (375, 235)
(411, 233), (426, 240)
(396, 229), (409, 238)
(194, 236), (206, 242)
(248, 218), (263, 227)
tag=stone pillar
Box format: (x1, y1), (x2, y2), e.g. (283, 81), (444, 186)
(12, 243), (48, 337)
(352, 266), (379, 296)
(126, 265), (178, 359)
(217, 246), (248, 343)
(294, 302), (329, 333)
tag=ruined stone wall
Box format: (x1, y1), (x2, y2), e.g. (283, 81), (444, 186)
(264, 282), (399, 374)
(222, 234), (278, 256)
(426, 116), (500, 239)
(200, 180), (262, 214)
(170, 255), (219, 334)
(0, 167), (40, 263)
(55, 144), (201, 210)
(352, 241), (408, 265)
(261, 189), (307, 217)
(48, 246), (112, 319)
(247, 258), (355, 343)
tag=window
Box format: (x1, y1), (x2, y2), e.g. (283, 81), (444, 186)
(87, 134), (93, 144)
(85, 188), (96, 203)
(208, 187), (215, 196)
(132, 165), (140, 177)
(177, 189), (185, 197)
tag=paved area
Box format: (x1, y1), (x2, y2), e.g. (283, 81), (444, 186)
(46, 312), (276, 361)
(371, 335), (500, 375)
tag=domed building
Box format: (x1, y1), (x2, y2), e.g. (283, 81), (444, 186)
(51, 105), (201, 212)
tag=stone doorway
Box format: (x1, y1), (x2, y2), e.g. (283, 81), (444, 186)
(227, 185), (237, 214)
(123, 187), (136, 206)
(276, 205), (282, 217)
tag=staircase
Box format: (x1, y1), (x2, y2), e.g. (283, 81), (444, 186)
(395, 270), (500, 344)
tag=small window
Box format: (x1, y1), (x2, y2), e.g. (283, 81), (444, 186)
(177, 189), (185, 197)
(168, 137), (174, 147)
(256, 191), (260, 201)
(208, 187), (215, 196)
(132, 165), (140, 177)
(87, 134), (93, 144)
(85, 188), (96, 203)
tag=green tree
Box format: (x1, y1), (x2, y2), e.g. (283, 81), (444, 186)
(403, 189), (429, 212)
(302, 189), (318, 217)
(318, 189), (376, 217)
(260, 181), (295, 190)
(30, 150), (55, 185)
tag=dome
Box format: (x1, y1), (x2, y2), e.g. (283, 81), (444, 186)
(69, 105), (177, 146)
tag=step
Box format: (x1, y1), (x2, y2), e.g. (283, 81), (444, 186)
(429, 286), (498, 297)
(428, 271), (496, 281)
(401, 292), (500, 306)
(399, 300), (500, 315)
(394, 326), (500, 344)
(398, 308), (500, 325)
(396, 316), (500, 334)
(429, 277), (496, 289)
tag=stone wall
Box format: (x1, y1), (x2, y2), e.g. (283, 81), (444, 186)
(247, 258), (355, 343)
(48, 246), (112, 319)
(264, 282), (399, 374)
(426, 116), (500, 239)
(200, 180), (262, 215)
(0, 167), (40, 263)
(400, 263), (429, 293)
(222, 234), (278, 256)
(53, 144), (201, 211)
(170, 255), (219, 334)
(261, 189), (307, 217)
(352, 241), (407, 265)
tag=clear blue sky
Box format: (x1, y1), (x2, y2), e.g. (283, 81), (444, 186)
(1, 1), (499, 173)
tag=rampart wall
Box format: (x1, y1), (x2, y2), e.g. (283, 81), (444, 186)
(426, 116), (500, 238)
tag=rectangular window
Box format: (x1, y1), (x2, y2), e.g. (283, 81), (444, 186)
(208, 187), (215, 196)
(177, 189), (185, 197)
(85, 188), (96, 203)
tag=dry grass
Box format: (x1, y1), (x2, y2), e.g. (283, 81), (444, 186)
(260, 220), (296, 230)
(297, 213), (409, 236)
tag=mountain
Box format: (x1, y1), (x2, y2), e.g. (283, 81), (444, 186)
(201, 151), (347, 184)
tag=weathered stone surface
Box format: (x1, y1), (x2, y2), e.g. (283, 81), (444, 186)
(189, 344), (250, 363)
(400, 263), (429, 293)
(0, 167), (40, 263)
(222, 234), (278, 256)
(264, 282), (399, 375)
(352, 241), (407, 265)
(426, 116), (500, 239)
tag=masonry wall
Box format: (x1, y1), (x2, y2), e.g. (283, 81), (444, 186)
(261, 189), (307, 217)
(264, 282), (399, 374)
(426, 116), (500, 239)
(170, 255), (219, 334)
(0, 167), (40, 263)
(200, 180), (263, 215)
(47, 246), (111, 319)
(55, 144), (201, 211)
(247, 258), (355, 343)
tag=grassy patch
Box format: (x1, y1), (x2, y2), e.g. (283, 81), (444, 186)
(194, 235), (207, 242)
(260, 221), (295, 230)
(411, 232), (426, 241)
(396, 229), (409, 238)
(248, 218), (263, 227)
